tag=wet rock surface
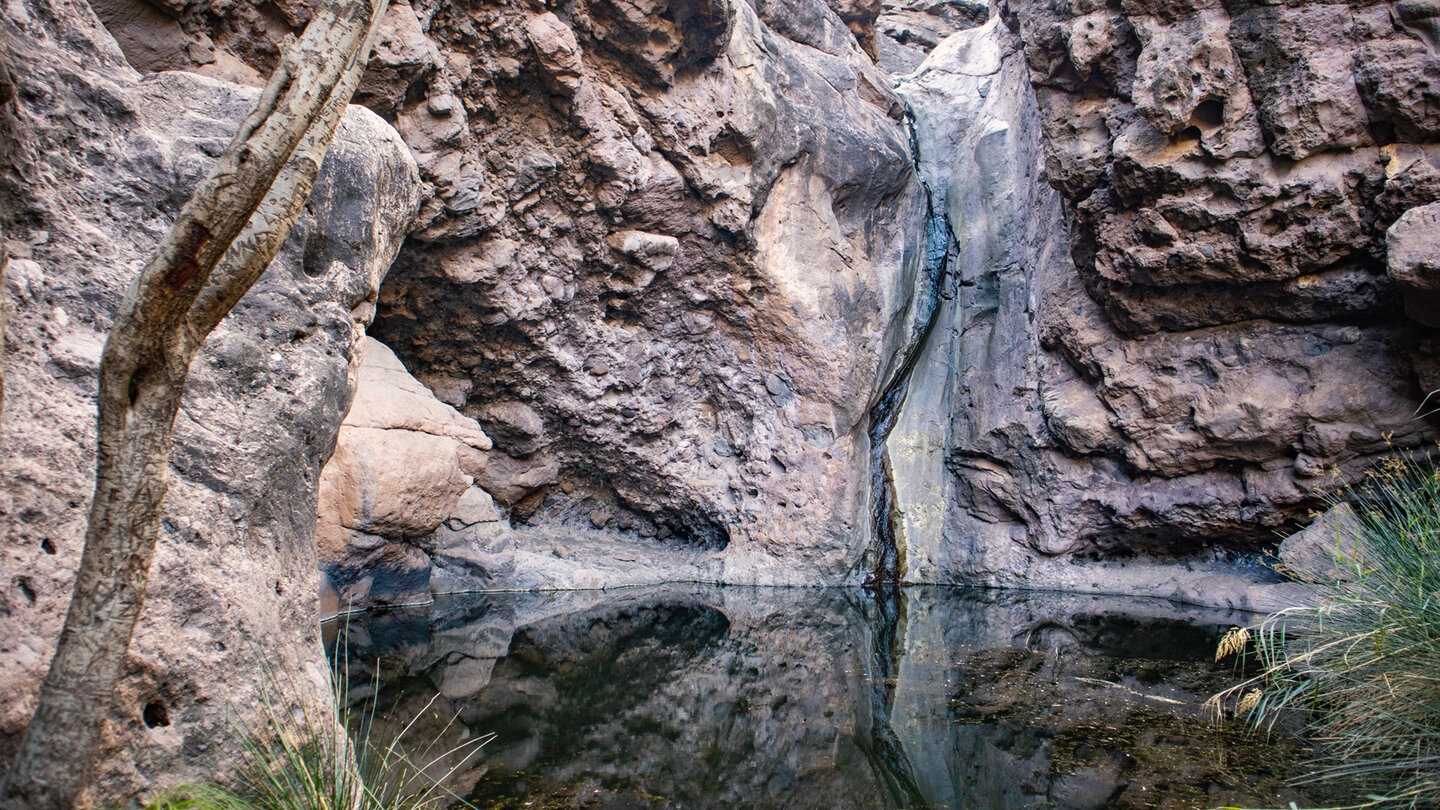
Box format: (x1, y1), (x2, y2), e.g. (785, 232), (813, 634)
(334, 586), (1336, 809)
(0, 0), (419, 795)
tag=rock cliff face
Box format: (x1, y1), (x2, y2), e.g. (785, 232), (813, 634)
(78, 0), (1440, 597)
(6, 0), (1439, 796)
(363, 0), (929, 585)
(90, 0), (935, 586)
(881, 0), (1439, 593)
(0, 0), (419, 794)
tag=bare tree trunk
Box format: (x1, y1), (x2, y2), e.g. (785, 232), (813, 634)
(1, 219), (8, 421)
(0, 0), (387, 805)
(0, 50), (14, 421)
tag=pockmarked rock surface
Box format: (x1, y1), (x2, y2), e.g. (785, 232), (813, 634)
(104, 0), (933, 586)
(365, 0), (930, 586)
(0, 0), (420, 796)
(109, 0), (1440, 597)
(877, 0), (1439, 592)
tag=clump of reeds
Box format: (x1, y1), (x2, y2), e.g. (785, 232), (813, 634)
(1211, 451), (1440, 808)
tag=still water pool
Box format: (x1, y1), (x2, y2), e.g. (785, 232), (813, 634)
(328, 586), (1328, 810)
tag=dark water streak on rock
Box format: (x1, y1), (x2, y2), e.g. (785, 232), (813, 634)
(865, 110), (956, 587)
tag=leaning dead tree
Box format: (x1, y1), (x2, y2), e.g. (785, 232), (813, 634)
(0, 0), (388, 804)
(0, 50), (15, 419)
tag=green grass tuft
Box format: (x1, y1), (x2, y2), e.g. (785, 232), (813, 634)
(1212, 450), (1440, 809)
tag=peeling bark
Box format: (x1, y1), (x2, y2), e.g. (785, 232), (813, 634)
(0, 49), (12, 421)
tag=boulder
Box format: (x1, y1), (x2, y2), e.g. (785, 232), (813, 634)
(1278, 504), (1366, 583)
(1387, 202), (1440, 327)
(316, 338), (517, 612)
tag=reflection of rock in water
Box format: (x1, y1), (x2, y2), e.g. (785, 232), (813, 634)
(468, 602), (731, 772)
(859, 586), (928, 808)
(333, 586), (1327, 810)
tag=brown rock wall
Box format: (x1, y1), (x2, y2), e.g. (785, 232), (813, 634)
(926, 0), (1440, 566)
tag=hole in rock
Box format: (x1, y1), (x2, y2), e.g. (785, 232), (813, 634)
(16, 577), (36, 604)
(40, 538), (55, 554)
(1369, 120), (1396, 145)
(301, 233), (332, 279)
(143, 700), (170, 728)
(710, 128), (755, 166)
(1190, 98), (1224, 130)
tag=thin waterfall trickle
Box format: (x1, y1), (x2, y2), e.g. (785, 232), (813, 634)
(864, 109), (954, 587)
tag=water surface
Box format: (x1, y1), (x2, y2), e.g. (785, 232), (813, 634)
(330, 586), (1323, 809)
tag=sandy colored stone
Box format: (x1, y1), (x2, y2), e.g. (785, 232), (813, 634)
(320, 425), (472, 539)
(346, 337), (492, 450)
(0, 0), (420, 795)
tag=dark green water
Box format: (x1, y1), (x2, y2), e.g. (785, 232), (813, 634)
(328, 586), (1325, 810)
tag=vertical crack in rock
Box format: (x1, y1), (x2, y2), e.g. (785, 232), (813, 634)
(865, 111), (955, 587)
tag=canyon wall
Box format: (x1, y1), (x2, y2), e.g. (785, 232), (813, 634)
(356, 0), (929, 585)
(3, 0), (1440, 793)
(116, 0), (937, 589)
(0, 0), (419, 794)
(66, 0), (1440, 601)
(881, 0), (1438, 599)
